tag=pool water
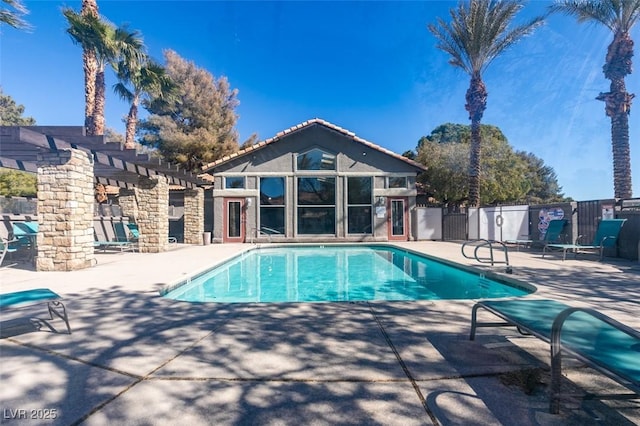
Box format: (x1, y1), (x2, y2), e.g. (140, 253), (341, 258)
(162, 245), (534, 303)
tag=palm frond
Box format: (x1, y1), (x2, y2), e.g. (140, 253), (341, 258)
(550, 0), (640, 32)
(429, 0), (545, 75)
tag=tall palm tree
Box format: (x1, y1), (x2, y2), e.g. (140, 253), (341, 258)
(428, 0), (544, 207)
(89, 25), (145, 140)
(114, 56), (175, 149)
(65, 10), (146, 136)
(63, 7), (108, 135)
(81, 0), (98, 134)
(550, 0), (639, 199)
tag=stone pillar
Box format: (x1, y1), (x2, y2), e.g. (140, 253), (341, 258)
(136, 175), (169, 253)
(37, 148), (95, 271)
(184, 187), (205, 244)
(118, 188), (138, 221)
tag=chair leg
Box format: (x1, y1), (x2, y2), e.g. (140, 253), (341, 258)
(48, 301), (71, 334)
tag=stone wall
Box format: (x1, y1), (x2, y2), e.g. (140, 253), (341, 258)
(118, 188), (139, 222)
(36, 148), (95, 271)
(136, 175), (169, 253)
(184, 188), (205, 244)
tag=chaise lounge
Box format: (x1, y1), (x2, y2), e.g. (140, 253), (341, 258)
(0, 288), (71, 334)
(505, 218), (567, 251)
(94, 222), (136, 252)
(542, 218), (626, 260)
(470, 298), (640, 414)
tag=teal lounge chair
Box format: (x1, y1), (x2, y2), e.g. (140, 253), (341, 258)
(94, 222), (136, 252)
(11, 222), (38, 262)
(470, 299), (640, 414)
(506, 219), (567, 250)
(543, 218), (626, 260)
(126, 223), (177, 244)
(0, 288), (71, 334)
(0, 236), (19, 267)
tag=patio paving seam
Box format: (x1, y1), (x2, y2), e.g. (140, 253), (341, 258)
(70, 320), (230, 425)
(144, 377), (419, 383)
(367, 302), (440, 426)
(5, 337), (142, 380)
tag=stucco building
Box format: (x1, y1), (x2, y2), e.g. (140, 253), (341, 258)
(202, 119), (426, 243)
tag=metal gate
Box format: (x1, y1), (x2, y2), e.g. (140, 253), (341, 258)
(442, 212), (467, 240)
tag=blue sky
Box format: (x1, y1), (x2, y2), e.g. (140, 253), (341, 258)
(1, 0), (638, 201)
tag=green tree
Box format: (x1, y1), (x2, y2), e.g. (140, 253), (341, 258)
(0, 89), (37, 196)
(416, 135), (469, 208)
(516, 151), (567, 203)
(428, 0), (544, 207)
(0, 0), (29, 29)
(240, 133), (260, 149)
(0, 169), (36, 197)
(550, 0), (639, 199)
(138, 49), (240, 171)
(414, 123), (565, 206)
(104, 127), (125, 145)
(0, 87), (35, 125)
(0, 90), (35, 196)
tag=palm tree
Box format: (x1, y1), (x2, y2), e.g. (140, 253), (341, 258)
(65, 9), (147, 137)
(428, 0), (544, 207)
(550, 0), (639, 199)
(1, 0), (29, 29)
(63, 7), (108, 135)
(114, 55), (175, 149)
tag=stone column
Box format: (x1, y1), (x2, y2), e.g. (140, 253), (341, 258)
(184, 188), (205, 244)
(37, 148), (95, 271)
(118, 188), (138, 221)
(136, 175), (169, 253)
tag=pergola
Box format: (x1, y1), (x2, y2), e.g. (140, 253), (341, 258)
(0, 126), (210, 271)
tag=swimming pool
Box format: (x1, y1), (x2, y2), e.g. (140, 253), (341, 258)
(163, 245), (534, 303)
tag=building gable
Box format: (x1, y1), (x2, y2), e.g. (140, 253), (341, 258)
(203, 118), (426, 174)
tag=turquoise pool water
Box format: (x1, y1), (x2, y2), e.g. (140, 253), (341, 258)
(162, 245), (534, 303)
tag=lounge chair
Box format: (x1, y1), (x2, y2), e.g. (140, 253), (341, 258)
(0, 288), (71, 334)
(505, 219), (567, 251)
(126, 223), (177, 244)
(470, 299), (640, 414)
(0, 236), (19, 267)
(94, 222), (136, 252)
(543, 218), (626, 260)
(11, 222), (38, 262)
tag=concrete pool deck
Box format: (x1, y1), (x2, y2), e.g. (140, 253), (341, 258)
(1, 241), (639, 425)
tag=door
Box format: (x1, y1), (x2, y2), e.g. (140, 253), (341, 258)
(223, 198), (245, 243)
(388, 197), (408, 241)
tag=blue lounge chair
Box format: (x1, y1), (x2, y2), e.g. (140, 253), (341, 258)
(506, 219), (567, 250)
(0, 288), (71, 334)
(470, 299), (640, 414)
(0, 236), (19, 267)
(11, 222), (38, 262)
(94, 222), (136, 252)
(126, 223), (177, 244)
(543, 218), (626, 260)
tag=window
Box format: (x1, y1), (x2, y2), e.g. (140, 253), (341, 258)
(259, 177), (285, 235)
(225, 176), (245, 189)
(297, 149), (336, 170)
(388, 176), (407, 189)
(347, 177), (372, 234)
(297, 177), (335, 234)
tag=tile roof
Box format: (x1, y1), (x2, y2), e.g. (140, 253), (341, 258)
(202, 118), (427, 172)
